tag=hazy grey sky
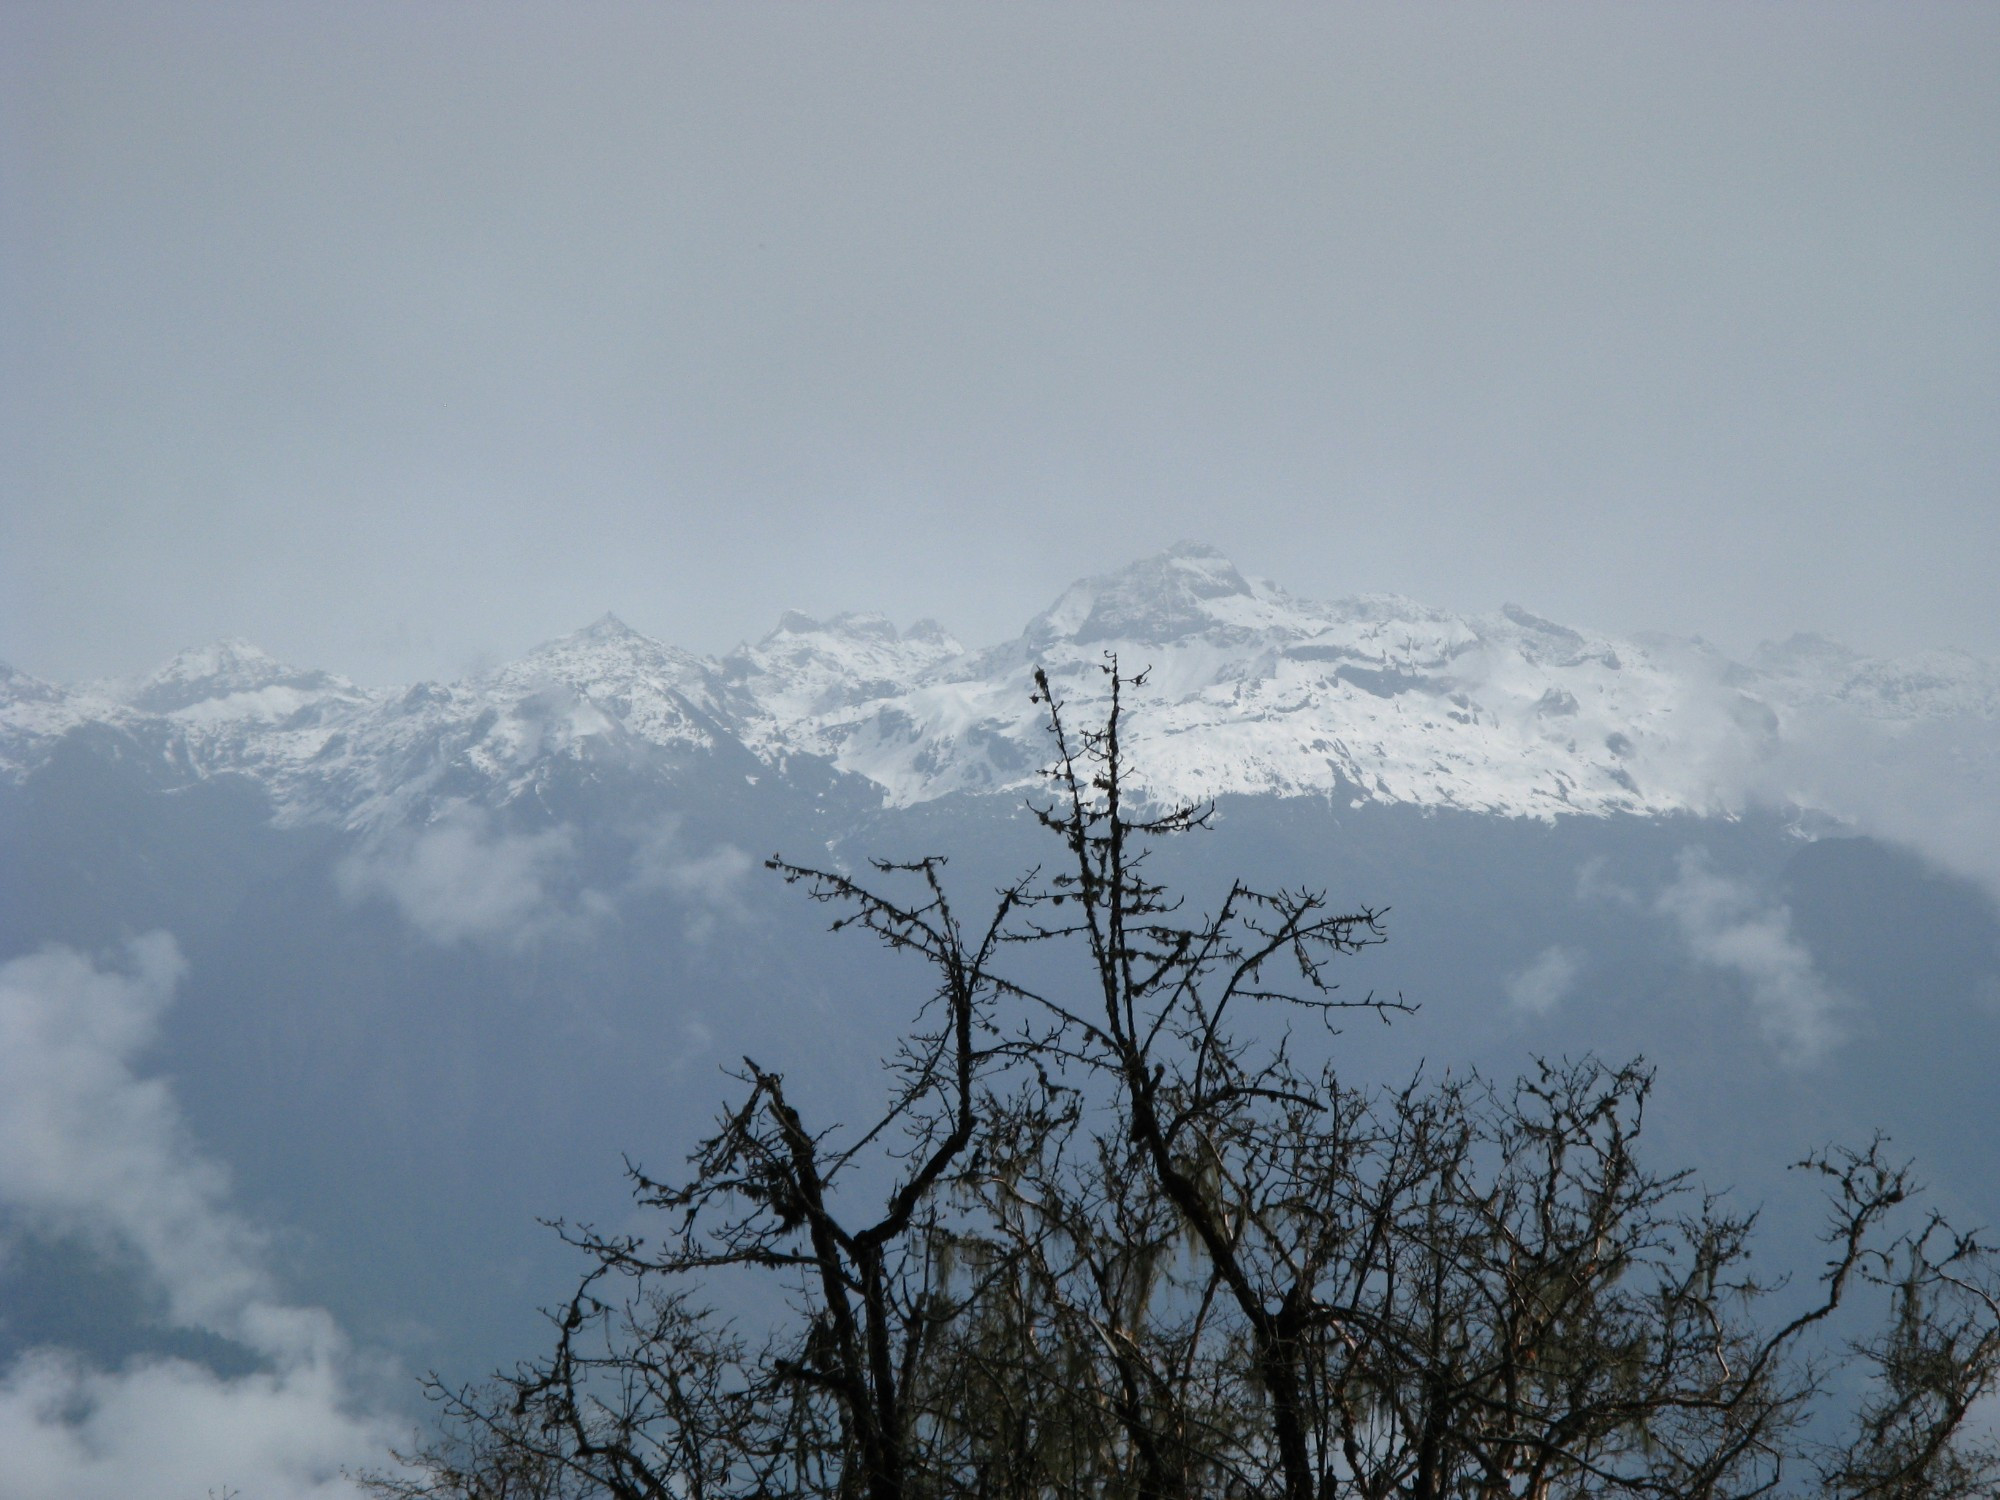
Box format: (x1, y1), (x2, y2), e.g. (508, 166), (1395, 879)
(3, 2), (1996, 685)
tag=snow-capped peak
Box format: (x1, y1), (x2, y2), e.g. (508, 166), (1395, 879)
(571, 611), (644, 644)
(0, 660), (66, 707)
(1024, 541), (1279, 648)
(498, 613), (706, 687)
(3, 547), (1994, 834)
(102, 638), (366, 726)
(479, 615), (724, 752)
(118, 638), (343, 714)
(720, 610), (969, 756)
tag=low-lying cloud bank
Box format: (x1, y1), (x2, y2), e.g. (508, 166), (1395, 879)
(1653, 850), (1848, 1069)
(1578, 850), (1847, 1070)
(1762, 708), (2000, 904)
(0, 938), (401, 1499)
(334, 804), (580, 946)
(1638, 667), (2000, 911)
(335, 801), (754, 947)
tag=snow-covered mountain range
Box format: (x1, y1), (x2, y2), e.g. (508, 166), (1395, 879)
(5, 544), (1996, 832)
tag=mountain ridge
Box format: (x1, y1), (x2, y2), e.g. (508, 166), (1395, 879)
(3, 544), (1995, 832)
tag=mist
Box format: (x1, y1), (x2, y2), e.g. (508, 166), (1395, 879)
(4, 3), (1997, 686)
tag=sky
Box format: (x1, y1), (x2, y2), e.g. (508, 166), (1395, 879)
(3, 2), (1996, 687)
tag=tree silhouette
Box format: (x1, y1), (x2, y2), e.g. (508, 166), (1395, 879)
(374, 663), (1999, 1500)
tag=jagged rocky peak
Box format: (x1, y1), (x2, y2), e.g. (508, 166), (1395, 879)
(520, 612), (669, 663)
(124, 637), (344, 714)
(489, 615), (717, 733)
(505, 613), (701, 678)
(1026, 541), (1272, 648)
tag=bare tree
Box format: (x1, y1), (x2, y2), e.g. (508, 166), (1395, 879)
(396, 852), (1039, 1500)
(374, 662), (1999, 1500)
(1819, 1207), (2000, 1498)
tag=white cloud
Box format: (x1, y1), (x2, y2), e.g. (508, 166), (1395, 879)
(0, 936), (263, 1333)
(1785, 712), (2000, 903)
(1654, 850), (1848, 1069)
(335, 805), (758, 947)
(0, 939), (402, 1499)
(1684, 690), (2000, 910)
(0, 1349), (389, 1500)
(634, 838), (754, 901)
(335, 802), (576, 945)
(1505, 945), (1580, 1016)
(626, 817), (756, 942)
